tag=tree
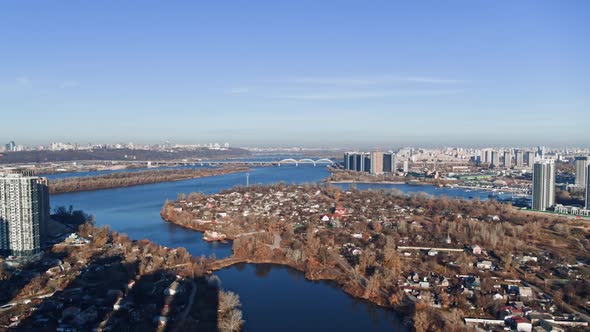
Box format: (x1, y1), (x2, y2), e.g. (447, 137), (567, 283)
(413, 304), (432, 332)
(219, 309), (244, 332)
(219, 291), (244, 332)
(219, 291), (241, 313)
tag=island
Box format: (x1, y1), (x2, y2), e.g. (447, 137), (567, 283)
(49, 166), (250, 194)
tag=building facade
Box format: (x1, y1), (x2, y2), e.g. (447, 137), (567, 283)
(0, 174), (49, 256)
(491, 150), (500, 168)
(382, 152), (396, 173)
(514, 149), (524, 168)
(370, 152), (384, 175)
(532, 160), (555, 211)
(574, 156), (589, 188)
(502, 150), (512, 168)
(524, 151), (535, 167)
(4, 141), (16, 152)
(481, 149), (491, 164)
(587, 164), (590, 210)
(344, 151), (396, 175)
(354, 153), (365, 172)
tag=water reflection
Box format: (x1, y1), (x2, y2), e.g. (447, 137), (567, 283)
(216, 264), (408, 332)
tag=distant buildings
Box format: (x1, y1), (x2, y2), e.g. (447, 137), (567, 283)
(514, 149), (524, 168)
(537, 146), (545, 159)
(4, 141), (16, 152)
(574, 156), (588, 188)
(0, 173), (49, 256)
(382, 153), (396, 173)
(481, 149), (491, 164)
(587, 164), (590, 210)
(502, 150), (511, 168)
(344, 152), (368, 172)
(343, 151), (397, 175)
(532, 160), (555, 211)
(491, 151), (500, 168)
(524, 151), (535, 167)
(370, 152), (384, 175)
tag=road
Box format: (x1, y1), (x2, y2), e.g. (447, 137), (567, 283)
(0, 291), (56, 312)
(170, 280), (198, 332)
(516, 267), (590, 323)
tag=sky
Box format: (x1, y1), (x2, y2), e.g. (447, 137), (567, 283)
(1, 1), (589, 148)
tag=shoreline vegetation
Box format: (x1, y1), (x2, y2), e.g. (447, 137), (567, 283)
(161, 183), (590, 331)
(326, 169), (452, 186)
(326, 169), (533, 196)
(0, 147), (251, 164)
(48, 166), (250, 194)
(161, 214), (405, 318)
(0, 221), (242, 331)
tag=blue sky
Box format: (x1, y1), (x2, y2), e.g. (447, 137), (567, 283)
(1, 1), (588, 148)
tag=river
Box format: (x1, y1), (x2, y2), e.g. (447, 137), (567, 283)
(49, 165), (504, 331)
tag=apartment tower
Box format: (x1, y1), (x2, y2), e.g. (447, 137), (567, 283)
(532, 160), (555, 211)
(0, 173), (49, 256)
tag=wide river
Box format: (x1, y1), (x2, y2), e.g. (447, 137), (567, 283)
(50, 165), (505, 331)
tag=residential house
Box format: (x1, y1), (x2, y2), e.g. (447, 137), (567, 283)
(471, 244), (482, 255)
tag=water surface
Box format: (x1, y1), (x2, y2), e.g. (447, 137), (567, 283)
(52, 165), (509, 332)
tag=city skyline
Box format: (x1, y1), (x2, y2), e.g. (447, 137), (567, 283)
(2, 2), (590, 331)
(1, 1), (589, 146)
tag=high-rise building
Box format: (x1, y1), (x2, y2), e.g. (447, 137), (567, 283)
(502, 150), (512, 168)
(515, 149), (524, 168)
(344, 151), (397, 175)
(574, 156), (589, 188)
(403, 160), (409, 173)
(532, 160), (555, 211)
(354, 153), (364, 172)
(370, 152), (384, 175)
(537, 146), (545, 159)
(481, 149), (491, 164)
(0, 173), (49, 256)
(491, 150), (500, 168)
(363, 154), (371, 173)
(343, 153), (350, 170)
(383, 152), (396, 173)
(344, 152), (356, 170)
(4, 141), (16, 152)
(524, 151), (535, 167)
(586, 164), (590, 210)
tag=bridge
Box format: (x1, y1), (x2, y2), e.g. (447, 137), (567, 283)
(38, 158), (336, 168)
(143, 158), (335, 167)
(277, 158), (334, 166)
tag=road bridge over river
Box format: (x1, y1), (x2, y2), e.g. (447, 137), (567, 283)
(72, 158), (336, 168)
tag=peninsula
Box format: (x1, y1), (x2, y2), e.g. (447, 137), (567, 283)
(161, 184), (590, 331)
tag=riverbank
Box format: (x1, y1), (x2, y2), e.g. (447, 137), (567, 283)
(161, 183), (590, 331)
(158, 212), (411, 327)
(48, 165), (409, 331)
(0, 222), (225, 331)
(49, 166), (250, 194)
(160, 213), (404, 311)
(326, 180), (407, 185)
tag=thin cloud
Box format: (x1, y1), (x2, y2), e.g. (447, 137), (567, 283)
(16, 75), (31, 87)
(278, 75), (466, 86)
(227, 87), (250, 94)
(403, 76), (465, 84)
(285, 77), (377, 85)
(274, 89), (464, 100)
(60, 80), (79, 88)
